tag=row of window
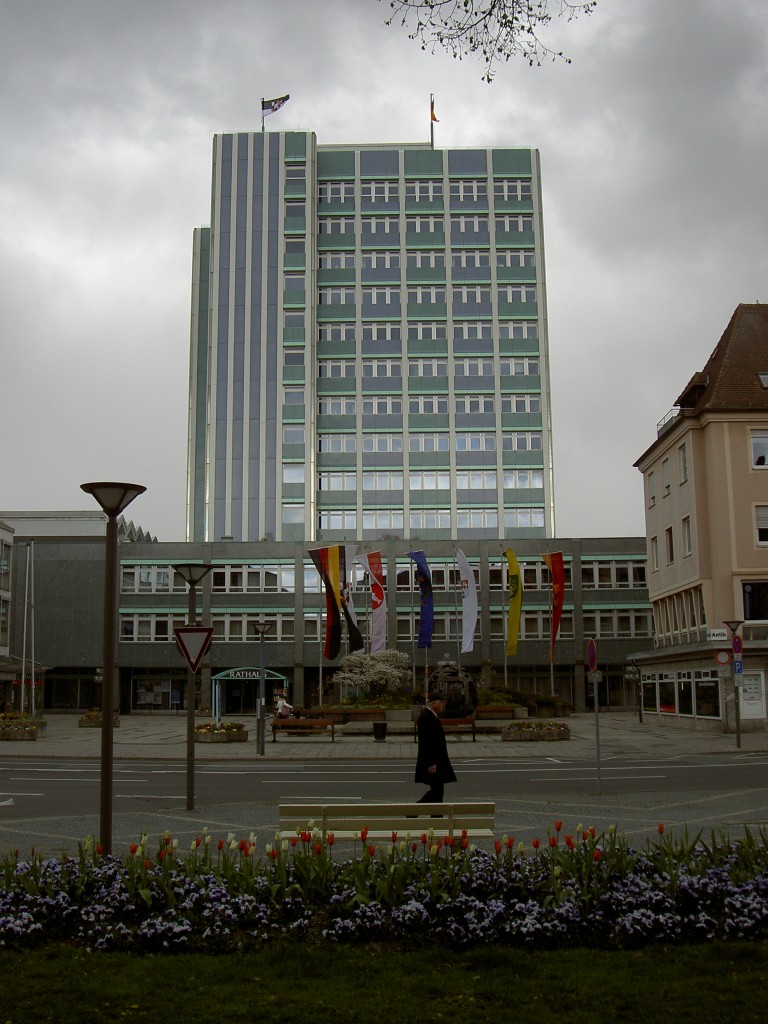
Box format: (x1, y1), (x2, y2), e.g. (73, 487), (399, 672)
(316, 431), (542, 453)
(318, 249), (535, 270)
(315, 508), (546, 531)
(317, 285), (536, 305)
(311, 469), (544, 491)
(305, 320), (538, 343)
(317, 179), (531, 203)
(317, 357), (540, 378)
(121, 558), (646, 596)
(317, 215), (533, 234)
(647, 432), (768, 510)
(641, 671), (721, 718)
(316, 395), (540, 416)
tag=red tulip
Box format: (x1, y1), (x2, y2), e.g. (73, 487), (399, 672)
(361, 826), (369, 843)
(313, 842), (322, 856)
(495, 840), (502, 854)
(217, 839), (224, 851)
(462, 829), (469, 839)
(269, 848), (278, 860)
(327, 833), (335, 847)
(554, 820), (563, 832)
(367, 844), (376, 857)
(532, 838), (540, 850)
(144, 858), (151, 870)
(130, 843), (138, 855)
(657, 822), (665, 835)
(549, 835), (557, 848)
(593, 849), (601, 861)
(505, 835), (515, 849)
(565, 835), (575, 850)
(421, 832), (428, 844)
(391, 831), (398, 843)
(290, 836), (298, 847)
(411, 842), (418, 852)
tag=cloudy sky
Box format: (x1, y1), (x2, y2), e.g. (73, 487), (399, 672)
(2, 0), (766, 541)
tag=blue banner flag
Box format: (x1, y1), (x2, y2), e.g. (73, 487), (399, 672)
(408, 549), (434, 649)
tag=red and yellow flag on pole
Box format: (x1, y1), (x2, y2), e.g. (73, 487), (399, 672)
(505, 549), (523, 656)
(309, 546), (344, 660)
(541, 551), (565, 661)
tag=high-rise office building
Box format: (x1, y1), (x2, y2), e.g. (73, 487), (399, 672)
(187, 131), (555, 544)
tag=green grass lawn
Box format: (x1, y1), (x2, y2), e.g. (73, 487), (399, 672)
(3, 941), (768, 1023)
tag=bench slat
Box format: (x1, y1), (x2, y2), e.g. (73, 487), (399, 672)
(278, 802), (495, 840)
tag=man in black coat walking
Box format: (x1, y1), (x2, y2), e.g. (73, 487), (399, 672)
(415, 691), (457, 803)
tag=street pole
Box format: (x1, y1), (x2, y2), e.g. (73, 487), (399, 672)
(724, 620), (744, 750)
(254, 620), (272, 756)
(173, 564), (212, 810)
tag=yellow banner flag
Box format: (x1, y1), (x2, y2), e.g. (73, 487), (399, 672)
(505, 549), (523, 656)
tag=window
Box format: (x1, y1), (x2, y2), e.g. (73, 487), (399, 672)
(410, 510), (452, 530)
(362, 250), (400, 269)
(498, 284), (536, 303)
(647, 471), (656, 508)
(362, 285), (400, 304)
(409, 470), (450, 490)
(456, 395), (494, 414)
(405, 180), (443, 201)
(318, 324), (355, 343)
(455, 358), (494, 377)
(496, 249), (535, 267)
(408, 285), (445, 304)
(450, 179), (487, 202)
(318, 471), (356, 491)
(283, 465), (305, 485)
(362, 510), (404, 531)
(362, 470), (403, 490)
(319, 287), (354, 305)
(451, 249), (490, 268)
(283, 387), (304, 405)
(318, 216), (354, 234)
(406, 215), (444, 233)
(284, 350), (304, 367)
(744, 581), (768, 620)
(408, 358), (447, 377)
(285, 165), (305, 180)
(682, 515), (692, 555)
(283, 426), (305, 445)
(451, 215), (489, 233)
(406, 249), (444, 268)
(678, 443), (688, 483)
(455, 433), (496, 451)
(318, 181), (355, 203)
(757, 506), (768, 545)
(456, 470), (497, 489)
(361, 216), (399, 235)
(362, 396), (402, 415)
(499, 321), (538, 340)
(453, 285), (492, 304)
(318, 510), (357, 530)
(495, 214), (533, 232)
(282, 504), (304, 525)
(362, 433), (403, 452)
(318, 359), (355, 377)
(500, 357), (539, 375)
(503, 469), (544, 489)
(500, 394), (541, 414)
(318, 397), (356, 415)
(752, 431), (768, 467)
(665, 526), (674, 564)
(494, 179), (532, 202)
(318, 251), (356, 269)
(409, 433), (450, 452)
(362, 322), (401, 343)
(318, 433), (356, 453)
(651, 536), (659, 571)
(361, 180), (399, 201)
(662, 458), (671, 496)
(362, 358), (402, 378)
(454, 321), (492, 341)
(502, 432), (542, 451)
(457, 508), (498, 530)
(407, 322), (446, 341)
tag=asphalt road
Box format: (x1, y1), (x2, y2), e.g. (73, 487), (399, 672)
(2, 753), (768, 856)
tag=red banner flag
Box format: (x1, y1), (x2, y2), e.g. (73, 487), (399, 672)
(542, 551), (565, 661)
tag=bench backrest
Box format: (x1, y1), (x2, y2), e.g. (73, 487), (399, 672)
(279, 801), (495, 839)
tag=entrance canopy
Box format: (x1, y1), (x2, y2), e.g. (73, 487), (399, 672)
(211, 666), (289, 722)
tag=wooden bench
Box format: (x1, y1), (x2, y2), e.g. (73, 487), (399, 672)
(413, 715), (476, 742)
(278, 801), (495, 841)
(271, 718), (335, 742)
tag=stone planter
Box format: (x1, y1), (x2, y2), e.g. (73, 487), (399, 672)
(513, 707), (529, 719)
(0, 726), (38, 741)
(501, 725), (570, 742)
(79, 716), (120, 728)
(195, 729), (248, 743)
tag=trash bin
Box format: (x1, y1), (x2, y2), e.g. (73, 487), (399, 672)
(373, 721), (388, 742)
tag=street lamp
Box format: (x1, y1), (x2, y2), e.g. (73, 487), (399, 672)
(81, 481), (146, 855)
(724, 619), (744, 750)
(253, 619), (273, 755)
(174, 563), (213, 810)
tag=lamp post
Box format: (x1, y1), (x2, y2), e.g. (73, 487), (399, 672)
(724, 619), (744, 750)
(254, 620), (272, 755)
(81, 481), (146, 855)
(173, 564), (212, 810)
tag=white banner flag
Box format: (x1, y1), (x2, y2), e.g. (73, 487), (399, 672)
(357, 550), (387, 653)
(456, 548), (478, 654)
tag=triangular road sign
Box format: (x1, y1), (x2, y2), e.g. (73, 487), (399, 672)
(174, 626), (214, 673)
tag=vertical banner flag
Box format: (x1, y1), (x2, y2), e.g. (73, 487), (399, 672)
(408, 550), (434, 648)
(542, 551), (565, 661)
(455, 549), (478, 654)
(342, 545), (364, 653)
(505, 549), (523, 656)
(357, 550), (387, 653)
(309, 546), (344, 660)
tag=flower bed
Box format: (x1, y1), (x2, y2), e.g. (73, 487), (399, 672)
(2, 821), (768, 953)
(194, 721), (248, 743)
(79, 708), (120, 728)
(501, 720), (570, 741)
(0, 723), (38, 741)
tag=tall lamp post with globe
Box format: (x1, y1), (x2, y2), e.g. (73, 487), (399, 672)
(81, 481), (146, 856)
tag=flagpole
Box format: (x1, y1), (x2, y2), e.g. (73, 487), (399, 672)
(503, 552), (508, 691)
(454, 553), (460, 667)
(548, 557), (556, 696)
(260, 99), (265, 133)
(429, 93), (435, 150)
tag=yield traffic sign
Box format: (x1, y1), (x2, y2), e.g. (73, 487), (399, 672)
(174, 626), (213, 673)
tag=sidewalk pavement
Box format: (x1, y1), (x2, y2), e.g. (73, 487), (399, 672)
(2, 712), (768, 858)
